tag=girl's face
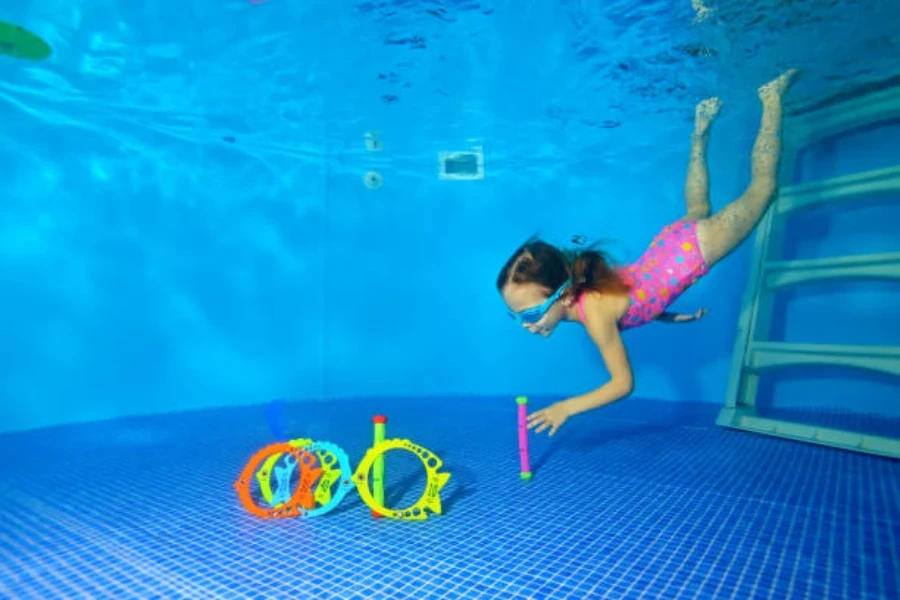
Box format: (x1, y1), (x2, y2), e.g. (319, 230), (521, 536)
(501, 281), (572, 337)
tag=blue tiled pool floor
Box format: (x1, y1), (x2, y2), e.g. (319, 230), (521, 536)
(0, 397), (897, 599)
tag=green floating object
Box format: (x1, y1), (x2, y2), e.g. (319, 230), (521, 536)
(0, 21), (52, 61)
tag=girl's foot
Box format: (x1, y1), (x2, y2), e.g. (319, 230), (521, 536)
(693, 97), (722, 139)
(692, 0), (712, 24)
(758, 69), (799, 104)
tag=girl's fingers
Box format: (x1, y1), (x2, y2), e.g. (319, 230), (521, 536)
(528, 410), (557, 434)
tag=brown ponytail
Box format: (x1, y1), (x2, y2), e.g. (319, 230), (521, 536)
(567, 248), (631, 298)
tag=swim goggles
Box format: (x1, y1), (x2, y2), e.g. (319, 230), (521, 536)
(507, 282), (570, 325)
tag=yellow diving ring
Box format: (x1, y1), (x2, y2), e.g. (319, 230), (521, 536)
(352, 438), (450, 521)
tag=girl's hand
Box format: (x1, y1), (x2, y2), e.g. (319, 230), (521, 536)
(657, 308), (709, 323)
(527, 402), (570, 436)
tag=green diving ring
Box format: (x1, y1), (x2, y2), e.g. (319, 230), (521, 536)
(0, 22), (52, 61)
(352, 438), (451, 521)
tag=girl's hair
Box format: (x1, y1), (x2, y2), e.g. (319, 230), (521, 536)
(496, 237), (630, 299)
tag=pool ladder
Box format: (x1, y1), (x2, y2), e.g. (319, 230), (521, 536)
(719, 82), (900, 459)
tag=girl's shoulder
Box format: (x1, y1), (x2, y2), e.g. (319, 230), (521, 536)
(581, 290), (631, 322)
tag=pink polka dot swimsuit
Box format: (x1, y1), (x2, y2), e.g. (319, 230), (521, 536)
(578, 220), (709, 330)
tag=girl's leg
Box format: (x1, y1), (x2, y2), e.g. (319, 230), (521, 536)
(683, 97), (722, 220)
(696, 69), (799, 267)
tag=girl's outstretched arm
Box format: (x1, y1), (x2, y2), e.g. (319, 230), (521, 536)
(528, 296), (634, 435)
(564, 301), (635, 417)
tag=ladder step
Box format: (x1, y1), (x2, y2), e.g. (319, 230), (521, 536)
(716, 408), (900, 459)
(748, 342), (900, 377)
(776, 164), (900, 215)
(786, 83), (900, 152)
(764, 252), (900, 289)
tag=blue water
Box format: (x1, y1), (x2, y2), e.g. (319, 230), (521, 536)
(1, 1), (899, 598)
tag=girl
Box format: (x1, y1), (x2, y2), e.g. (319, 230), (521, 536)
(497, 70), (798, 436)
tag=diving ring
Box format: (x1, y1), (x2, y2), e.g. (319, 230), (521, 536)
(234, 442), (321, 519)
(257, 438), (344, 508)
(297, 441), (355, 518)
(352, 438), (451, 521)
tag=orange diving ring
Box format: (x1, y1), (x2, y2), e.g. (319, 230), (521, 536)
(233, 442), (322, 519)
